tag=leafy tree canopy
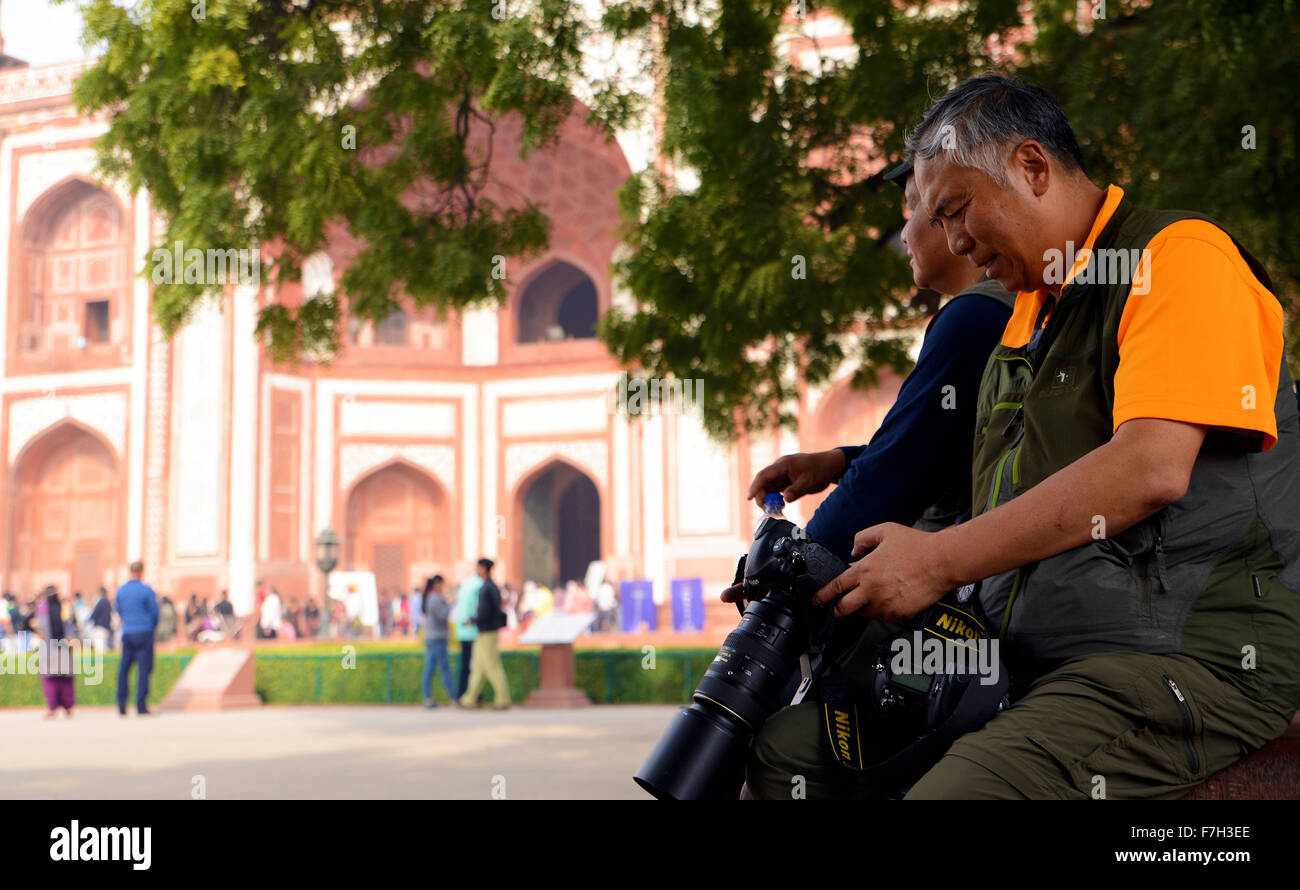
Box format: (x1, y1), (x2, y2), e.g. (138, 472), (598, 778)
(60, 0), (1300, 441)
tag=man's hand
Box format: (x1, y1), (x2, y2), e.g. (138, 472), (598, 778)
(746, 450), (847, 504)
(720, 582), (744, 604)
(812, 523), (952, 621)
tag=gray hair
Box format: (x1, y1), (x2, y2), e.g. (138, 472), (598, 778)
(904, 74), (1087, 188)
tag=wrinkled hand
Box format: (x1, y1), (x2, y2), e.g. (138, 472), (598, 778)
(812, 523), (952, 621)
(746, 450), (846, 505)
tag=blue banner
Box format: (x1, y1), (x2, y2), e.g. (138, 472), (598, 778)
(619, 579), (656, 632)
(670, 577), (705, 632)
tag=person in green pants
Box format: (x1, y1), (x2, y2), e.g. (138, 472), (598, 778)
(458, 558), (511, 710)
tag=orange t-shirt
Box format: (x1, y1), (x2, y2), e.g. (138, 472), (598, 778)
(1002, 185), (1282, 450)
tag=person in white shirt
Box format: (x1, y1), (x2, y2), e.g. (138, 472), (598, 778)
(259, 588), (283, 638)
(596, 580), (617, 632)
(410, 585), (424, 637)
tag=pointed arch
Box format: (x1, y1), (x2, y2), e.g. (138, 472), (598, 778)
(6, 419), (125, 599)
(11, 176), (131, 370)
(342, 459), (453, 598)
(510, 456), (603, 591)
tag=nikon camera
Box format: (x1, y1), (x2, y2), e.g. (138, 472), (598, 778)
(633, 497), (846, 800)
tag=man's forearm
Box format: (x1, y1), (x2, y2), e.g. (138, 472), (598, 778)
(932, 419), (1206, 588)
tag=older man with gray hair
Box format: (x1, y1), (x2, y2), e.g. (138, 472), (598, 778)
(787, 74), (1300, 799)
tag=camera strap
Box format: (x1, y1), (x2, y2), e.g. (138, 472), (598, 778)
(819, 669), (870, 770)
(789, 653), (814, 706)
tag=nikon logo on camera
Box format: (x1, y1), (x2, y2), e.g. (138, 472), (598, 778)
(933, 610), (980, 642)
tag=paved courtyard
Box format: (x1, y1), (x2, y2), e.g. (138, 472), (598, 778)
(0, 704), (681, 799)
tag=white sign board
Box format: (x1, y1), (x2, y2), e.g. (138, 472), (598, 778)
(519, 611), (597, 645)
(327, 571), (381, 628)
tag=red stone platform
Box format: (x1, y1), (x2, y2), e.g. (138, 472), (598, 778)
(160, 647), (263, 711)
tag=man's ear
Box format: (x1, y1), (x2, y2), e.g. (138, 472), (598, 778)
(1011, 139), (1052, 197)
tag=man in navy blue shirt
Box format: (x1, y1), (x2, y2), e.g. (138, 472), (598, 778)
(735, 162), (1015, 799)
(736, 161), (1016, 568)
(115, 561), (159, 716)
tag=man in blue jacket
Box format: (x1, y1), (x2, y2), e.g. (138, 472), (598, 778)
(737, 160), (1016, 798)
(115, 561), (159, 716)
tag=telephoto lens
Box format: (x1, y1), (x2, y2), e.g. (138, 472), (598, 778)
(634, 514), (846, 799)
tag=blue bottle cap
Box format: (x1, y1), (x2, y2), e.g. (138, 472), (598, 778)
(763, 492), (785, 512)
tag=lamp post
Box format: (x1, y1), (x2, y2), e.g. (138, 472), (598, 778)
(314, 527), (339, 638)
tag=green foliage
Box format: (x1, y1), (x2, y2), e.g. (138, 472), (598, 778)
(1022, 0), (1300, 377)
(59, 0), (1300, 438)
(61, 0), (637, 360)
(574, 648), (711, 703)
(0, 654), (191, 708)
(598, 0), (1300, 437)
(598, 0), (1027, 438)
(252, 648), (713, 704)
(254, 650), (539, 704)
(0, 648), (719, 707)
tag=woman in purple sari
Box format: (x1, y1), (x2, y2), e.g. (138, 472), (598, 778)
(32, 587), (76, 718)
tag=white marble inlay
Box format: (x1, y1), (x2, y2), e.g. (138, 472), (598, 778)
(339, 398), (456, 438)
(339, 442), (456, 494)
(8, 390), (126, 464)
(504, 439), (608, 495)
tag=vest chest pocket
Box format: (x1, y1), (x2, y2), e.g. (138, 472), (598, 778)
(973, 352), (1034, 512)
(976, 352), (1034, 437)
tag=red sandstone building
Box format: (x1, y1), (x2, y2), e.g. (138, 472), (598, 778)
(0, 14), (899, 622)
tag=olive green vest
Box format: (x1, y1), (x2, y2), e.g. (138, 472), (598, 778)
(971, 197), (1300, 718)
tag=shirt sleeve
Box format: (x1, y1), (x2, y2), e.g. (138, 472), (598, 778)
(1113, 220), (1283, 450)
(805, 293), (1012, 561)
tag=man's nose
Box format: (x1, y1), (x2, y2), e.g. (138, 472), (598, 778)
(946, 224), (975, 258)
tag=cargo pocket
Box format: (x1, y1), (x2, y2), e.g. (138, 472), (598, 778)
(1024, 680), (1204, 800)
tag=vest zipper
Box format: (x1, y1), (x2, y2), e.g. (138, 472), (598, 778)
(1162, 674), (1200, 774)
(988, 449), (1012, 510)
(989, 426), (1026, 511)
(986, 356), (1032, 642)
(1151, 515), (1170, 593)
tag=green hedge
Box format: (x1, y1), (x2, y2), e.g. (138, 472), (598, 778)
(255, 650), (539, 705)
(255, 647), (714, 705)
(1, 646), (717, 707)
(0, 652), (191, 708)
